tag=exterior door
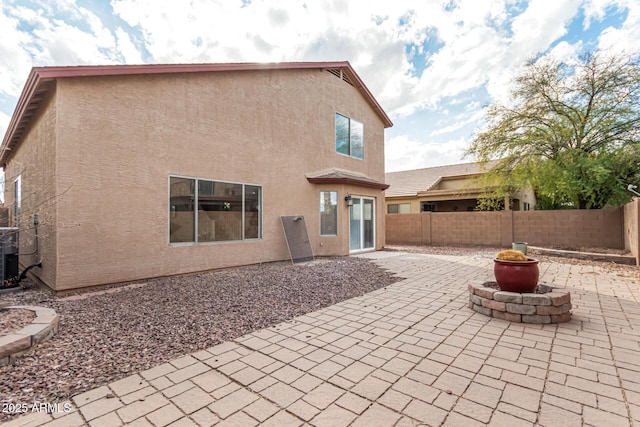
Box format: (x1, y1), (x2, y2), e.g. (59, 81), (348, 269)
(349, 197), (375, 251)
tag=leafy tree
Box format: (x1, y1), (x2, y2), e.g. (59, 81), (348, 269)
(467, 51), (640, 209)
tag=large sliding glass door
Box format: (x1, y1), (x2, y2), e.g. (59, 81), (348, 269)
(349, 197), (375, 252)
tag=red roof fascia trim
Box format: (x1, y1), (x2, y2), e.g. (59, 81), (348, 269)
(32, 61), (352, 79)
(306, 176), (390, 190)
(0, 70), (44, 165)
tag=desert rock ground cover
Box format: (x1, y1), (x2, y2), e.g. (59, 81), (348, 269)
(0, 308), (34, 336)
(0, 257), (400, 421)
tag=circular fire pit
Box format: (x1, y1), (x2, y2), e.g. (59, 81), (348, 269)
(468, 281), (571, 323)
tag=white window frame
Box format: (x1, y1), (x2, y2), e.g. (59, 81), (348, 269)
(335, 112), (364, 159)
(320, 191), (338, 236)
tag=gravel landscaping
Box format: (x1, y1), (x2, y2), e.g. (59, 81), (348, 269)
(0, 308), (35, 335)
(0, 257), (401, 421)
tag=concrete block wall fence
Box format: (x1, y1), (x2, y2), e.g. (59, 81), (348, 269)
(385, 200), (640, 265)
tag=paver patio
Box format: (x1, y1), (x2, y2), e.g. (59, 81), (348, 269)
(2, 251), (639, 426)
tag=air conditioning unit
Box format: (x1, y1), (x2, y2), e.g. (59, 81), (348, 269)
(0, 227), (19, 281)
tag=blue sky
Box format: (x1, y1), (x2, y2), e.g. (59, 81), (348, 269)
(0, 0), (638, 172)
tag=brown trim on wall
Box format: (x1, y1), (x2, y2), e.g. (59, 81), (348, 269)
(307, 176), (389, 190)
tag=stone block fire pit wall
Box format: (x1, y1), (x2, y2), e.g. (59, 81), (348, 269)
(468, 281), (571, 324)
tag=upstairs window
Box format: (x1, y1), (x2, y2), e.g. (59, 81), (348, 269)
(335, 113), (363, 159)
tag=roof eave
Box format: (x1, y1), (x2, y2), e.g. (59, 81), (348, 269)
(31, 61), (354, 79)
(0, 70), (56, 166)
(385, 193), (418, 198)
(417, 188), (483, 197)
(306, 176), (390, 190)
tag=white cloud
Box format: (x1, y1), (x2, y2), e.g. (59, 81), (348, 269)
(429, 109), (486, 137)
(2, 1), (123, 67)
(112, 0), (322, 63)
(476, 0), (582, 103)
(0, 110), (9, 153)
(380, 0), (585, 117)
(0, 7), (35, 97)
(582, 0), (626, 29)
(0, 0), (637, 171)
(385, 134), (471, 172)
(0, 110), (9, 133)
(546, 40), (582, 63)
(510, 0), (578, 48)
(115, 28), (143, 64)
(595, 0), (640, 54)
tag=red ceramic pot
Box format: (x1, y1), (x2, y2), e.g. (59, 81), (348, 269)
(493, 258), (539, 293)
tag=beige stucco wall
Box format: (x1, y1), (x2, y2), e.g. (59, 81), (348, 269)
(3, 88), (58, 287)
(511, 188), (536, 210)
(387, 208), (625, 249)
(386, 196), (480, 213)
(385, 197), (420, 214)
(434, 176), (470, 190)
(386, 187), (536, 214)
(26, 68), (388, 290)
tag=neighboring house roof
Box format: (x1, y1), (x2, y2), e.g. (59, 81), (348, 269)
(306, 168), (389, 190)
(0, 61), (393, 166)
(385, 161), (497, 197)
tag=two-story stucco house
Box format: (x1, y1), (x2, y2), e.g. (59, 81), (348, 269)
(1, 62), (392, 291)
(385, 161), (536, 213)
